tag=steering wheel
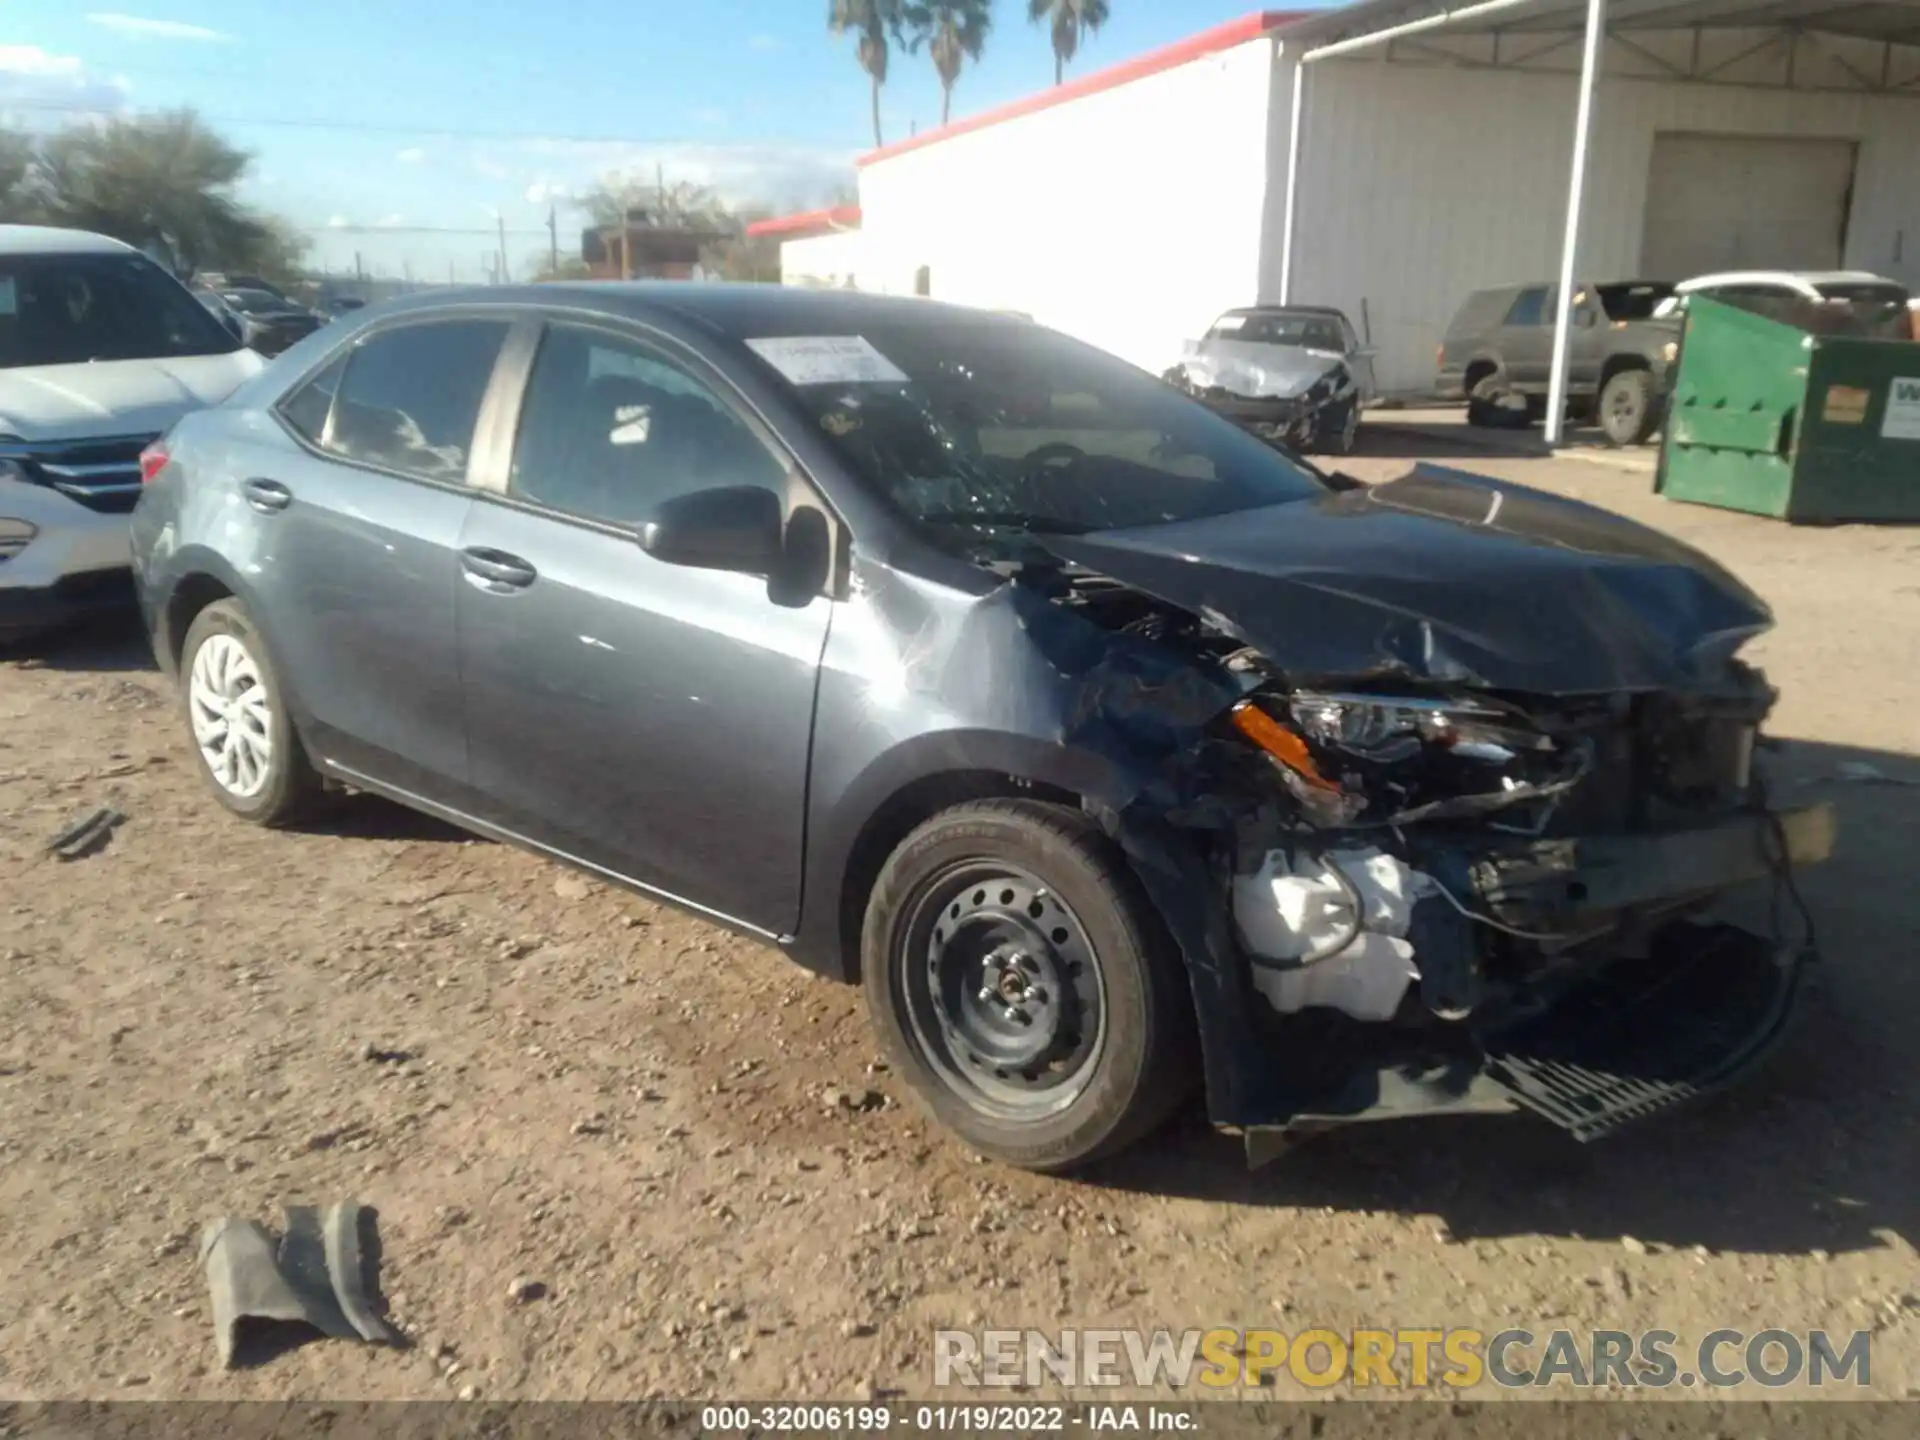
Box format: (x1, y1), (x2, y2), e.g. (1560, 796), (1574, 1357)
(1022, 441), (1087, 470)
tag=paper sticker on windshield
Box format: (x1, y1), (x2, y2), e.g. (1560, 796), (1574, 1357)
(0, 277), (15, 316)
(1211, 314), (1245, 331)
(746, 335), (907, 386)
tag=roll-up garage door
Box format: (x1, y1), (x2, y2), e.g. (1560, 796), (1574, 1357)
(1639, 134), (1857, 280)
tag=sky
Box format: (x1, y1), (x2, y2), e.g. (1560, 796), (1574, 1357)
(0, 1), (1314, 283)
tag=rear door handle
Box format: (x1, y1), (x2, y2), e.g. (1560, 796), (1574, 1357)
(460, 546), (538, 591)
(241, 478), (293, 513)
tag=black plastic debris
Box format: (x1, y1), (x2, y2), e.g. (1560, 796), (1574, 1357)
(45, 806), (125, 861)
(201, 1201), (397, 1368)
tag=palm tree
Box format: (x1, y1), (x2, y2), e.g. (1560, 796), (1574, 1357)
(830, 0), (907, 148)
(1027, 0), (1108, 84)
(906, 0), (994, 127)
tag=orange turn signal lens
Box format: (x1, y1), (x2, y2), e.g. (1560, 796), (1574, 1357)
(1229, 701), (1342, 793)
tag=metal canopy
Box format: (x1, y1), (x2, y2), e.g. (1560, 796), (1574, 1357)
(1274, 0), (1920, 443)
(1288, 0), (1920, 50)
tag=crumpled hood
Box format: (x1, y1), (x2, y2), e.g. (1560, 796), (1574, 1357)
(1180, 339), (1342, 399)
(0, 351), (263, 441)
(1041, 465), (1772, 695)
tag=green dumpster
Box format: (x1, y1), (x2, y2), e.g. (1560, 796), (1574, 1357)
(1656, 296), (1920, 523)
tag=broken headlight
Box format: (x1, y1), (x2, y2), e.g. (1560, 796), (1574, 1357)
(1229, 691), (1589, 830)
(1289, 693), (1553, 766)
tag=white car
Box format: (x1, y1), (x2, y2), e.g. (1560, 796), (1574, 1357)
(1655, 270), (1912, 339)
(0, 225), (265, 642)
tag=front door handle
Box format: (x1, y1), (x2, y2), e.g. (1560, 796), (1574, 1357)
(241, 478), (292, 513)
(460, 546), (538, 591)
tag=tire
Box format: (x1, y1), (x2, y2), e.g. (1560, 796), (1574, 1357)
(1322, 398), (1360, 455)
(1466, 374), (1530, 430)
(179, 597), (322, 827)
(1598, 367), (1657, 447)
(862, 800), (1196, 1172)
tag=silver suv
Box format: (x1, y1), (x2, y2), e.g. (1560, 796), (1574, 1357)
(0, 225), (263, 643)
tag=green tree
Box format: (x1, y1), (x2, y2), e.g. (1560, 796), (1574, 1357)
(830, 0), (907, 148)
(906, 0), (994, 126)
(25, 110), (299, 279)
(1028, 0), (1108, 84)
(0, 129), (34, 217)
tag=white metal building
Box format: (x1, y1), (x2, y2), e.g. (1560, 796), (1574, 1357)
(752, 2), (1920, 433)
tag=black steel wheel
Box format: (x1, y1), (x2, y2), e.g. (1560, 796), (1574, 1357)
(862, 800), (1196, 1171)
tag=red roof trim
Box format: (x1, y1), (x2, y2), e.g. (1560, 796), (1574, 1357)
(744, 204), (862, 239)
(856, 10), (1303, 169)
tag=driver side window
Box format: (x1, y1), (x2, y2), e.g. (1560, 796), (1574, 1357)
(509, 323), (786, 527)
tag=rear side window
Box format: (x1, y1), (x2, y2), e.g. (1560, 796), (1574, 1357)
(1503, 288), (1549, 326)
(279, 354), (346, 444)
(316, 320), (509, 482)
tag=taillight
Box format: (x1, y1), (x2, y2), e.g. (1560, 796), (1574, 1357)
(139, 441), (170, 484)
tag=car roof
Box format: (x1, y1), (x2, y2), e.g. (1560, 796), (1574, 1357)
(0, 224), (139, 257)
(375, 281), (1025, 339)
(1219, 305), (1347, 318)
(1677, 270), (1900, 297)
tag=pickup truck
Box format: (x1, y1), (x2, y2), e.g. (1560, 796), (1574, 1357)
(1435, 281), (1679, 446)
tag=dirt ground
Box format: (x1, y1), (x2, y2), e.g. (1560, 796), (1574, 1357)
(2, 427), (1917, 1403)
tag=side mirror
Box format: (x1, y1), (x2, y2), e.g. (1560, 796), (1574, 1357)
(640, 485), (784, 576)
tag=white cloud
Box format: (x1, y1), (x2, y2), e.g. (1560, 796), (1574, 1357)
(394, 146), (428, 165)
(326, 215), (348, 229)
(374, 213), (405, 229)
(524, 179), (570, 207)
(691, 107), (728, 127)
(0, 45), (130, 119)
(85, 13), (233, 42)
(513, 139), (856, 208)
(748, 33), (779, 51)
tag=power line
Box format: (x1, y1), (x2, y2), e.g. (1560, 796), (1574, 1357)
(0, 96), (697, 145)
(312, 224), (552, 236)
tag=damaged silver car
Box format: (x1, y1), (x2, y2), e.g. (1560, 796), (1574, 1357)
(1163, 305), (1376, 455)
(133, 287), (1832, 1174)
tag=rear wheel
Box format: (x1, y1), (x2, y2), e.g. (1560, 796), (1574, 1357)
(862, 800), (1195, 1172)
(180, 598), (321, 826)
(1598, 367), (1657, 446)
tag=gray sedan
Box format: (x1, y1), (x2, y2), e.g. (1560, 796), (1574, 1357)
(130, 285), (1831, 1170)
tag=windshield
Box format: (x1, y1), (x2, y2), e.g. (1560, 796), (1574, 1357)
(0, 252), (243, 368)
(753, 314), (1328, 544)
(1595, 283), (1675, 321)
(1206, 310), (1346, 350)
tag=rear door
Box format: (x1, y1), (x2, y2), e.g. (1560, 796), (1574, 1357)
(254, 315), (512, 799)
(453, 316), (833, 934)
(1498, 286), (1553, 389)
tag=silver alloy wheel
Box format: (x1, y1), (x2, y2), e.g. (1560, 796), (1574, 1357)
(188, 632), (274, 799)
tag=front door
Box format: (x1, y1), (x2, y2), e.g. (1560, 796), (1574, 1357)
(455, 318), (833, 934)
(251, 316), (510, 799)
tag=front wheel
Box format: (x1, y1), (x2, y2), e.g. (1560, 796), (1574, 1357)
(1317, 398), (1360, 455)
(862, 800), (1195, 1172)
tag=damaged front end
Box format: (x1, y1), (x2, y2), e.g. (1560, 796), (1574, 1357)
(1023, 470), (1835, 1159)
(1164, 346), (1357, 453)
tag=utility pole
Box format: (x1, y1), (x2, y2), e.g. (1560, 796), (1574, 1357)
(547, 202), (559, 277)
(496, 214), (508, 285)
(354, 250), (365, 282)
